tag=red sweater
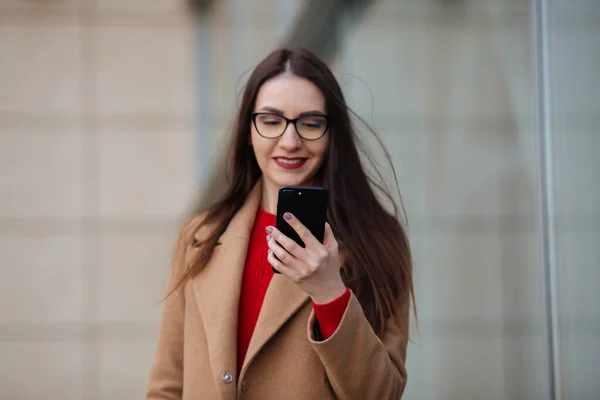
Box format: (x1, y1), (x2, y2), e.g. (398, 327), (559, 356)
(236, 207), (351, 373)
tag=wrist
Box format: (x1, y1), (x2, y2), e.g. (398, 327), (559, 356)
(311, 283), (347, 305)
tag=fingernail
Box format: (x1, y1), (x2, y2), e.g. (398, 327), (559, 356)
(266, 235), (271, 242)
(266, 226), (273, 234)
(284, 212), (292, 221)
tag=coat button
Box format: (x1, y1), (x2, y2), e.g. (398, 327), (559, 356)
(241, 380), (249, 393)
(221, 372), (233, 384)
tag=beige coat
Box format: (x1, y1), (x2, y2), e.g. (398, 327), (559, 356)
(147, 184), (409, 399)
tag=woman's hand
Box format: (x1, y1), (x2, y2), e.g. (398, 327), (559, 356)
(266, 212), (346, 304)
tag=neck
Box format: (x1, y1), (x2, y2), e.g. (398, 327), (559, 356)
(260, 179), (279, 214)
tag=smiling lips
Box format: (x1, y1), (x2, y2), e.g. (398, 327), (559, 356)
(273, 157), (307, 170)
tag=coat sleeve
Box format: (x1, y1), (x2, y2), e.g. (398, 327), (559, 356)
(147, 215), (204, 399)
(307, 290), (410, 400)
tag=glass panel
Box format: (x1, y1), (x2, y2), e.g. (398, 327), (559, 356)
(339, 0), (549, 398)
(546, 0), (600, 397)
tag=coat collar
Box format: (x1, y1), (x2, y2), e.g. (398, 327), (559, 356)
(191, 180), (310, 390)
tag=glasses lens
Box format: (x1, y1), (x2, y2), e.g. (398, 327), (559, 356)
(297, 116), (327, 140)
(255, 113), (286, 138)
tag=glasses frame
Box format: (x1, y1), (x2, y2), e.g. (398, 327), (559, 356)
(251, 112), (329, 141)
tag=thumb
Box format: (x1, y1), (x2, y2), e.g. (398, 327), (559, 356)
(323, 222), (338, 250)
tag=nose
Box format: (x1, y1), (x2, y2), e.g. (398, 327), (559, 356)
(278, 121), (301, 151)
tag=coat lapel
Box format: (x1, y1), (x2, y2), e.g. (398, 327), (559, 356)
(241, 274), (310, 374)
(191, 183), (261, 389)
(191, 180), (311, 386)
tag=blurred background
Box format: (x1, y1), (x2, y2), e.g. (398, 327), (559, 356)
(0, 0), (598, 399)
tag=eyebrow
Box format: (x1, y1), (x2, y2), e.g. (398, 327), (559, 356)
(257, 106), (327, 117)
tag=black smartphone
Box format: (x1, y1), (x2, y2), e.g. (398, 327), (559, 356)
(272, 186), (329, 274)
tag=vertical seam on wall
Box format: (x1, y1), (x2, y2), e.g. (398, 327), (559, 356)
(79, 2), (99, 398)
(533, 0), (560, 398)
(196, 11), (212, 184)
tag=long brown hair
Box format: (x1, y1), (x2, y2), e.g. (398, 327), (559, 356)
(172, 48), (414, 337)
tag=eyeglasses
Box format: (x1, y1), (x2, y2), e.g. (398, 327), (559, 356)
(251, 112), (329, 141)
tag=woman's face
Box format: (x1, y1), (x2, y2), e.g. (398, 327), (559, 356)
(251, 74), (329, 194)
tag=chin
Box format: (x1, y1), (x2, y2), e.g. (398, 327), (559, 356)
(271, 172), (314, 188)
(275, 177), (309, 188)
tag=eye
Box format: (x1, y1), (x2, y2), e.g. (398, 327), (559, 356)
(299, 117), (326, 130)
(257, 114), (283, 126)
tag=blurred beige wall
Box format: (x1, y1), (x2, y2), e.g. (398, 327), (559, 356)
(0, 1), (196, 398)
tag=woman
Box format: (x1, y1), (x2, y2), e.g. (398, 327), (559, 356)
(147, 47), (415, 400)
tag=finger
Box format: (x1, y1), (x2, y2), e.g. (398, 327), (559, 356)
(266, 225), (306, 259)
(323, 222), (339, 251)
(281, 212), (321, 248)
(268, 249), (300, 280)
(267, 236), (298, 269)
